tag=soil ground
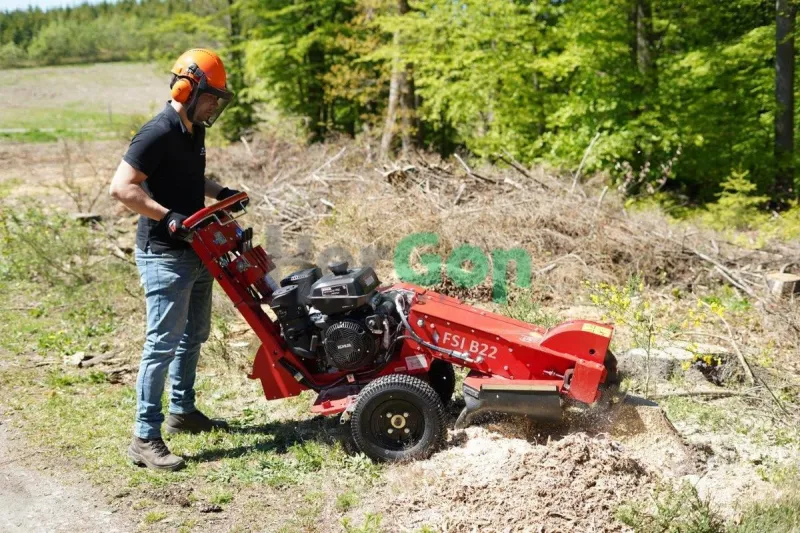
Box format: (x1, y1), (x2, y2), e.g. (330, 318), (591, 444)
(0, 423), (134, 532)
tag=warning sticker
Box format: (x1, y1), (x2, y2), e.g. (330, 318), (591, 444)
(581, 323), (613, 338)
(405, 355), (428, 371)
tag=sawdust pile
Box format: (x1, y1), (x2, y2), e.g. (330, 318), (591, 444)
(355, 428), (654, 532)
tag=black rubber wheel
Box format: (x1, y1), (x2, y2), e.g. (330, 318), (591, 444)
(427, 359), (456, 406)
(351, 374), (446, 462)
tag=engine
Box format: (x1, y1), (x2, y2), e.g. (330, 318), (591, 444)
(269, 261), (401, 372)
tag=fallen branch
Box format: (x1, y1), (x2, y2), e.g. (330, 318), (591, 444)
(79, 352), (120, 368)
(693, 249), (755, 297)
(594, 185), (609, 217)
(308, 146), (346, 179)
(648, 390), (762, 401)
(571, 131), (601, 194)
(692, 305), (792, 418)
(453, 182), (466, 206)
(497, 150), (552, 191)
(453, 153), (498, 185)
(536, 253), (587, 275)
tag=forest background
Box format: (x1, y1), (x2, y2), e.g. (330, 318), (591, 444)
(2, 0), (799, 217)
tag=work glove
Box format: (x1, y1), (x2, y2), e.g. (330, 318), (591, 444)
(216, 187), (249, 213)
(163, 210), (190, 241)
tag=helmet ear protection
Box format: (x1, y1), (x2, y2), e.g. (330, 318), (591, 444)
(171, 77), (194, 104)
(171, 63), (200, 104)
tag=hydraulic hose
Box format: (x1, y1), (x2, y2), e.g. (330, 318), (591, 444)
(393, 293), (482, 363)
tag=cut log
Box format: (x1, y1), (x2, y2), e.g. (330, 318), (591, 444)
(766, 272), (800, 298)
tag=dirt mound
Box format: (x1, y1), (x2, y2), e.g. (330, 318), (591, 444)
(356, 428), (654, 532)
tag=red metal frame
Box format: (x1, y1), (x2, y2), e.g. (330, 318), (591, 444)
(185, 195), (615, 416)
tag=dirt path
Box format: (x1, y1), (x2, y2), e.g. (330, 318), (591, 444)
(0, 423), (133, 533)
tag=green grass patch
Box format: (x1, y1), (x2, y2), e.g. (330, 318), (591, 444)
(336, 490), (360, 512)
(661, 397), (733, 433)
(616, 482), (725, 533)
(734, 486), (800, 533)
(209, 489), (233, 505)
(342, 513), (383, 533)
(143, 510), (168, 524)
(502, 289), (560, 328)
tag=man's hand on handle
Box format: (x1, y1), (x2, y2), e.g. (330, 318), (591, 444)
(216, 187), (249, 212)
(163, 211), (190, 241)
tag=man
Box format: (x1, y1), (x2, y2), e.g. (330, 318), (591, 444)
(110, 49), (245, 471)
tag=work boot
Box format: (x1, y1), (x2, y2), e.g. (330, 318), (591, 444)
(128, 436), (186, 471)
(165, 410), (229, 435)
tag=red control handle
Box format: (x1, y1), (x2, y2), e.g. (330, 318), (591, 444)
(183, 191), (249, 230)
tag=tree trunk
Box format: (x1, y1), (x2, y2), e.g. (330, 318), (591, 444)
(633, 0), (655, 82)
(775, 0), (796, 207)
(307, 41), (326, 142)
(630, 0), (656, 177)
(400, 68), (417, 154)
(380, 0), (416, 158)
(380, 29), (403, 158)
(220, 0), (255, 141)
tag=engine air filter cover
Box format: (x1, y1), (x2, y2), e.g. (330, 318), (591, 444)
(324, 320), (377, 370)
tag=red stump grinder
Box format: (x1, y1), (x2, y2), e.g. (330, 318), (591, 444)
(183, 193), (619, 461)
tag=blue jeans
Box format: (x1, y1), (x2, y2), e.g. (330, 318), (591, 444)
(134, 245), (213, 439)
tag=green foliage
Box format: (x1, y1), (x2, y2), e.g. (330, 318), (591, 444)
(0, 0), (222, 66)
(2, 0), (797, 204)
(209, 489), (233, 505)
(242, 0), (361, 141)
(703, 170), (770, 230)
(502, 290), (560, 329)
(0, 41), (26, 68)
(0, 204), (99, 285)
(616, 482), (725, 533)
(335, 490), (359, 512)
(586, 275), (724, 395)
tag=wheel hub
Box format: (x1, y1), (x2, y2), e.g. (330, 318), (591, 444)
(371, 401), (422, 449)
(390, 413), (407, 429)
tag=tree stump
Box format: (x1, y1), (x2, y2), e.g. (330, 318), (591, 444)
(767, 272), (800, 299)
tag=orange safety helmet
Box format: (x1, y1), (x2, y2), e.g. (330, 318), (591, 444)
(170, 48), (233, 127)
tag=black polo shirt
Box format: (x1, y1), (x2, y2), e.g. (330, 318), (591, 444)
(123, 102), (206, 252)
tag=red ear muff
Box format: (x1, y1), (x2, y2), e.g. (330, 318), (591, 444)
(171, 77), (194, 103)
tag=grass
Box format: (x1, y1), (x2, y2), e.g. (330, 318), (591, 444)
(0, 109), (150, 143)
(617, 478), (800, 533)
(209, 489), (233, 505)
(336, 490), (360, 512)
(734, 485), (800, 533)
(143, 510), (168, 524)
(342, 514), (383, 533)
(502, 288), (560, 328)
(616, 482), (725, 533)
(1, 62), (164, 143)
(661, 397), (731, 432)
